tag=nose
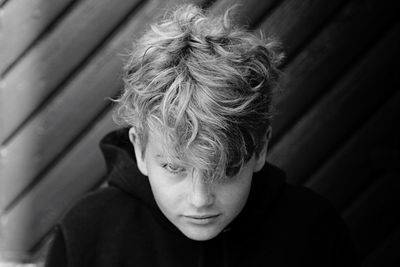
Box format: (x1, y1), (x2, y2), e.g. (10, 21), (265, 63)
(190, 173), (214, 208)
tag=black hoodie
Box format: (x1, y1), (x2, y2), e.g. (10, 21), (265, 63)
(46, 128), (359, 267)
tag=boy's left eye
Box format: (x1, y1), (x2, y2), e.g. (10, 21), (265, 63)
(162, 163), (186, 174)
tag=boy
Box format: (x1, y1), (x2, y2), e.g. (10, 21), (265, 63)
(46, 5), (359, 267)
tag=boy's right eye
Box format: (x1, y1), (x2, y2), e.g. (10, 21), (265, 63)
(161, 163), (186, 174)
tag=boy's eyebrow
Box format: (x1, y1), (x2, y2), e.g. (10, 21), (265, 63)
(155, 154), (184, 165)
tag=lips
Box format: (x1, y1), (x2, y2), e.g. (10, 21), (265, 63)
(185, 214), (219, 219)
(184, 214), (220, 225)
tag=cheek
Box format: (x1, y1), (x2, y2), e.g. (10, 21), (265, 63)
(146, 164), (184, 213)
(147, 168), (168, 201)
(219, 175), (252, 213)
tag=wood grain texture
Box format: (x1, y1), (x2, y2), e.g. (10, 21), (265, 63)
(0, 0), (76, 75)
(0, 0), (210, 213)
(0, 110), (116, 258)
(268, 21), (400, 185)
(259, 0), (345, 59)
(305, 89), (400, 262)
(209, 0), (279, 28)
(271, 0), (399, 141)
(344, 170), (400, 258)
(0, 0), (143, 144)
(0, 0), (213, 256)
(312, 86), (400, 266)
(0, 0), (145, 212)
(304, 23), (400, 210)
(310, 81), (400, 198)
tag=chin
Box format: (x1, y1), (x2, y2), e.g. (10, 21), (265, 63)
(180, 226), (222, 241)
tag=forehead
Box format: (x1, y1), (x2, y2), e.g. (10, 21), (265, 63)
(146, 130), (164, 152)
(145, 129), (204, 169)
(145, 129), (176, 159)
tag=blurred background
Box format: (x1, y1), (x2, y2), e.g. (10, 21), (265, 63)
(0, 0), (399, 265)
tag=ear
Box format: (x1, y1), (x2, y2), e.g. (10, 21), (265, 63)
(128, 127), (148, 176)
(254, 126), (272, 172)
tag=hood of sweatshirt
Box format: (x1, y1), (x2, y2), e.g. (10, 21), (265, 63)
(99, 128), (287, 238)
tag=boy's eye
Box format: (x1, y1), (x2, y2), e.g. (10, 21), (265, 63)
(162, 163), (186, 174)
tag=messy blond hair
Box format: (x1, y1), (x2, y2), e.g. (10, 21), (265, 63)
(114, 4), (283, 181)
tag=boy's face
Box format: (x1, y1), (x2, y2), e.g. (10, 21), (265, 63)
(130, 128), (267, 241)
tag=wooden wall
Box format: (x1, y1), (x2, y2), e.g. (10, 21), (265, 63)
(1, 0), (399, 265)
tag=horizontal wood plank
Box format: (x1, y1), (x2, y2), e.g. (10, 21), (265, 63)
(0, 0), (143, 144)
(271, 0), (399, 141)
(0, 0), (75, 75)
(268, 22), (400, 185)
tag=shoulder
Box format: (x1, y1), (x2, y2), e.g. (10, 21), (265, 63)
(271, 183), (344, 228)
(278, 184), (359, 265)
(59, 186), (139, 234)
(282, 183), (336, 212)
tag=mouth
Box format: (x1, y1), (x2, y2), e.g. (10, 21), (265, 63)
(185, 214), (220, 219)
(184, 214), (221, 225)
